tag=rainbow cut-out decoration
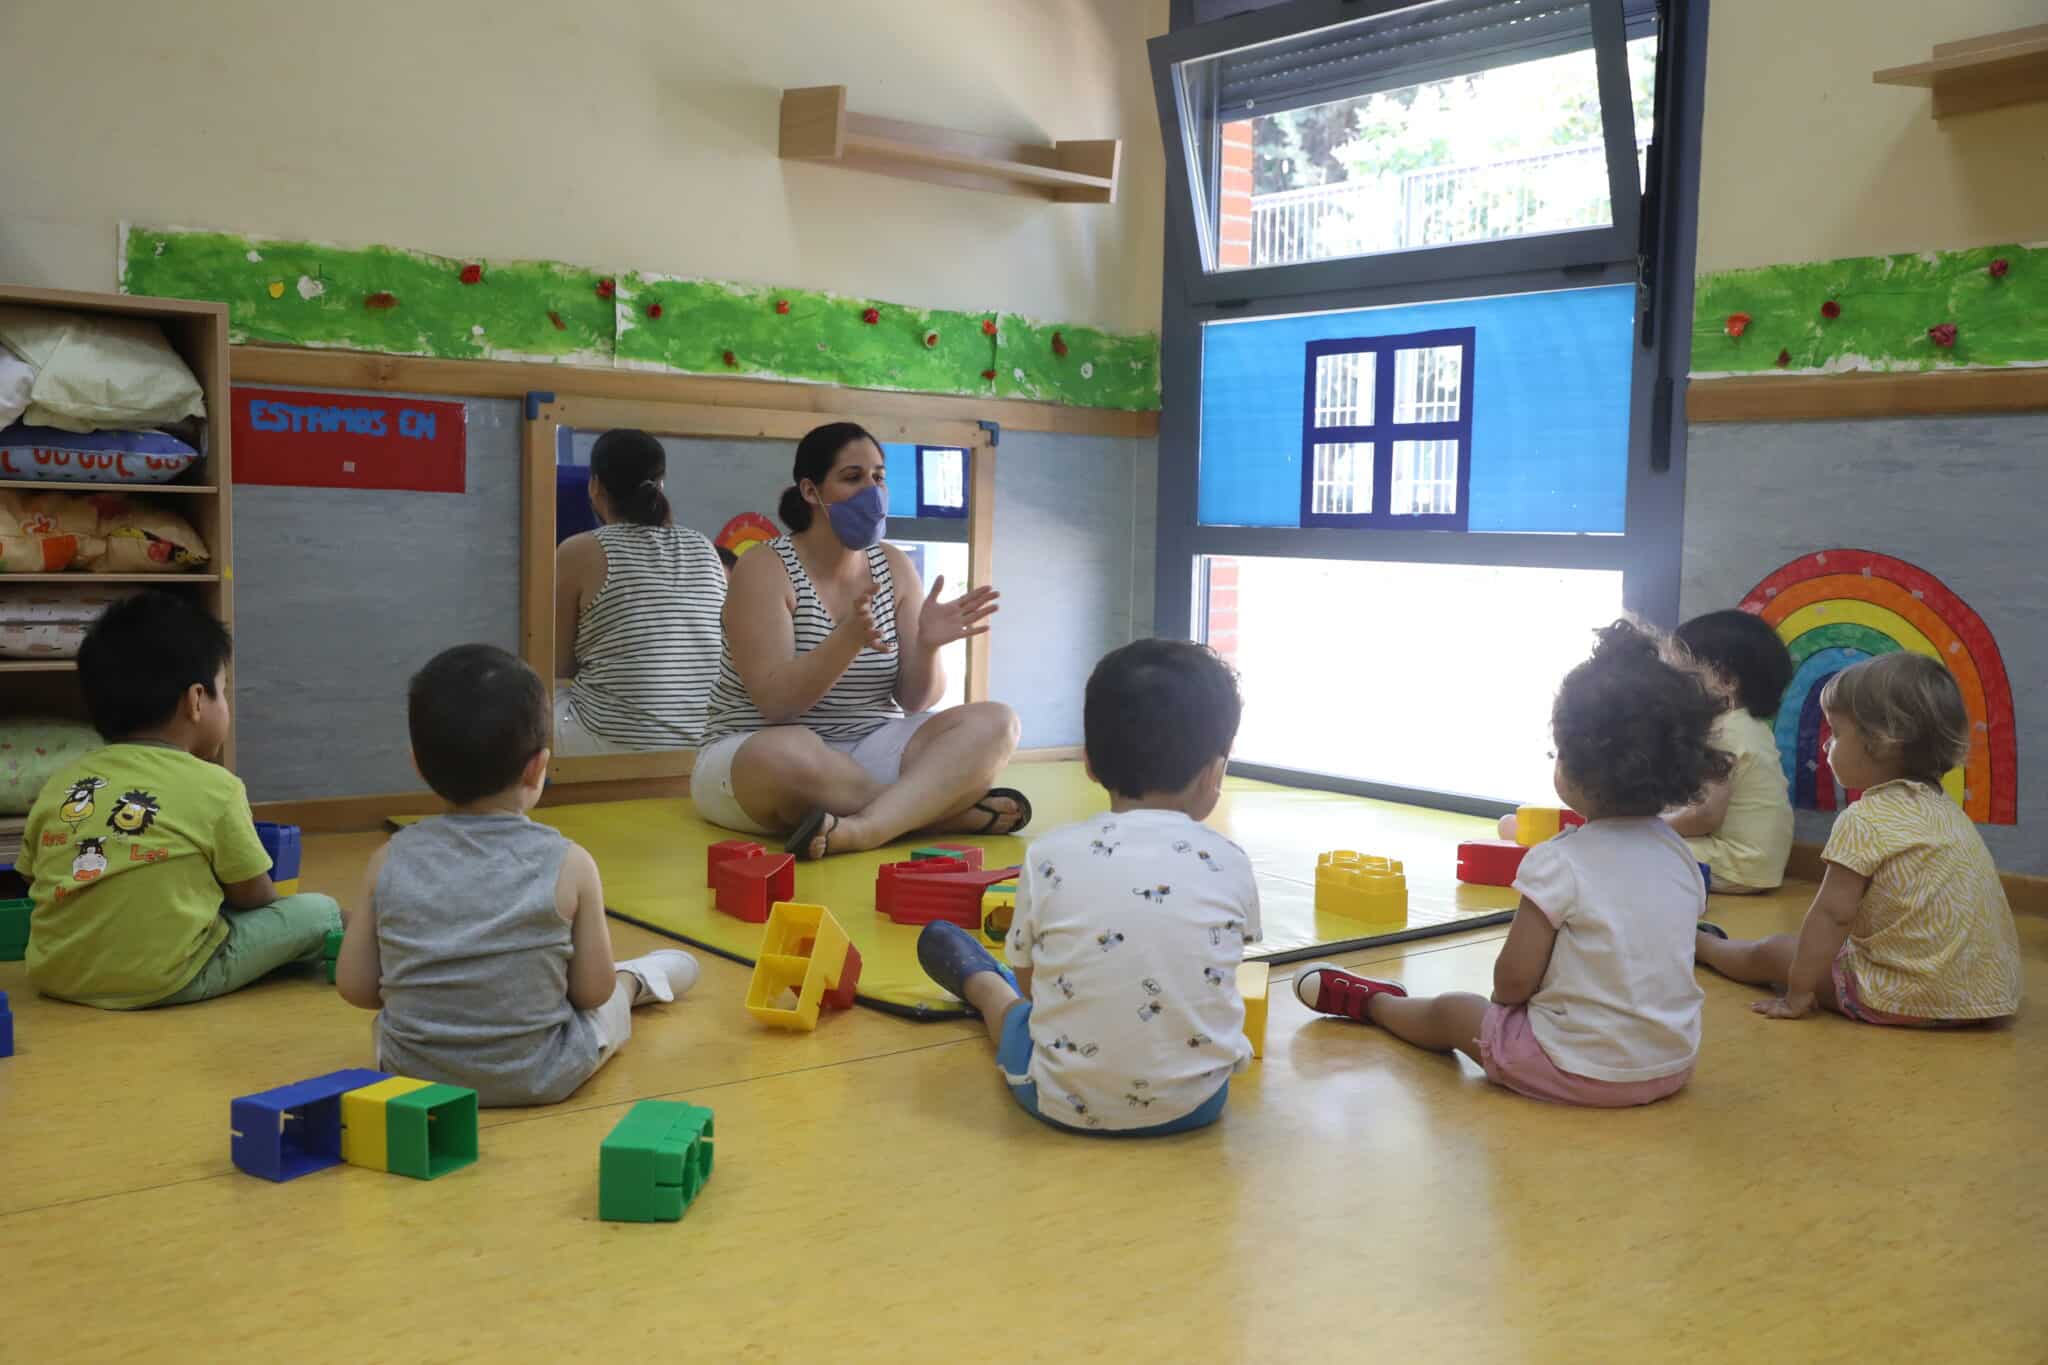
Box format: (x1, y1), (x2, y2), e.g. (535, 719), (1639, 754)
(1740, 550), (2015, 824)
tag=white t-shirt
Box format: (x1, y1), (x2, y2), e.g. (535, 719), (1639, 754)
(1005, 810), (1261, 1131)
(1511, 819), (1705, 1083)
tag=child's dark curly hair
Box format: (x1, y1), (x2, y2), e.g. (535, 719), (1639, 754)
(1552, 619), (1734, 817)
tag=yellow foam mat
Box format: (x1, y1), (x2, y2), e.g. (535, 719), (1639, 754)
(396, 763), (1518, 1018)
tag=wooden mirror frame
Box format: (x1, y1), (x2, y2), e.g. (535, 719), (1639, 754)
(521, 393), (997, 786)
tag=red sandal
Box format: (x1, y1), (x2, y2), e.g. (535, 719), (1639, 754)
(1293, 962), (1407, 1023)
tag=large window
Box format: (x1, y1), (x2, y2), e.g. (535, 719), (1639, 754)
(1152, 0), (1700, 811)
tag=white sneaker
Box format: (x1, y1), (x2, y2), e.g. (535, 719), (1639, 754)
(619, 949), (701, 1004)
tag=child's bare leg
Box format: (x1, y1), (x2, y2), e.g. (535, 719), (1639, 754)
(1695, 931), (1796, 987)
(1696, 931), (1846, 1013)
(963, 973), (1024, 1047)
(1366, 991), (1489, 1064)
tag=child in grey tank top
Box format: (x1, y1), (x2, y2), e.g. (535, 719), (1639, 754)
(335, 645), (700, 1107)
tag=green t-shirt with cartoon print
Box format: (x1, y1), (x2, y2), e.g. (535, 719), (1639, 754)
(21, 743), (272, 1008)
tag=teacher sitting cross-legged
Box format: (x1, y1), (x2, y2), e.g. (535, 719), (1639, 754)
(691, 421), (1029, 860)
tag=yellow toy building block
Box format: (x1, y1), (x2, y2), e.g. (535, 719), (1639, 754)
(1314, 851), (1408, 928)
(1237, 960), (1270, 1059)
(1515, 806), (1562, 846)
(745, 902), (860, 1031)
(981, 881), (1017, 944)
(273, 878), (300, 897)
(340, 1076), (433, 1171)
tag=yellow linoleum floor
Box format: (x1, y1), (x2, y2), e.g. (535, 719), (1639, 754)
(2, 830), (2043, 1362)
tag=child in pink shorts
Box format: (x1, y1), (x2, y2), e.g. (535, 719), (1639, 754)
(1295, 621), (1727, 1107)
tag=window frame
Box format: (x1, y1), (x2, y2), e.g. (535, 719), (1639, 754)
(1299, 327), (1476, 531)
(1149, 0), (1652, 307)
(1150, 0), (1710, 813)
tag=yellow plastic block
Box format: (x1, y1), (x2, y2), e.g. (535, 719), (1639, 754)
(340, 1076), (432, 1171)
(980, 882), (1017, 944)
(1314, 851), (1408, 928)
(744, 902), (855, 1031)
(1238, 960), (1270, 1060)
(274, 878), (300, 897)
(1515, 806), (1565, 847)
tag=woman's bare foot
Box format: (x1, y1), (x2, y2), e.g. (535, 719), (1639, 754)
(799, 812), (893, 860)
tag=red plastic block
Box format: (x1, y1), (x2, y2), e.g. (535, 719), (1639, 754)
(1457, 839), (1529, 887)
(713, 853), (795, 923)
(822, 944), (863, 1010)
(1559, 810), (1586, 834)
(706, 839), (767, 889)
(910, 844), (985, 869)
(875, 860), (1021, 928)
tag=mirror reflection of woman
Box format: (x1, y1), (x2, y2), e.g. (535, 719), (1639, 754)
(554, 429), (727, 754)
(693, 421), (1030, 859)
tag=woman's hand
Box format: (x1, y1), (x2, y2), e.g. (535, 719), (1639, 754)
(1752, 991), (1815, 1020)
(833, 579), (893, 654)
(916, 576), (999, 649)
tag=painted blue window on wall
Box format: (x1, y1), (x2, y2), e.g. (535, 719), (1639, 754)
(915, 446), (968, 519)
(1299, 329), (1475, 532)
(880, 443), (921, 519)
(1199, 284), (1635, 533)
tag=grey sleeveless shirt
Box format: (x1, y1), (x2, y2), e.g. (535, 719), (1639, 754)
(372, 813), (602, 1106)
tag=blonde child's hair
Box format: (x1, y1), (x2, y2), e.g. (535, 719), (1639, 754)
(1820, 653), (1970, 787)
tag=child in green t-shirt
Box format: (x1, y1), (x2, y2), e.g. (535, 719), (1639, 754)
(21, 592), (340, 1009)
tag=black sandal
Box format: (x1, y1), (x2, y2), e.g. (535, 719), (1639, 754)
(783, 807), (838, 862)
(966, 787), (1032, 837)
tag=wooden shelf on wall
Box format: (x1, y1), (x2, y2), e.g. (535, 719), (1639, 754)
(1873, 24), (2048, 118)
(780, 85), (1119, 203)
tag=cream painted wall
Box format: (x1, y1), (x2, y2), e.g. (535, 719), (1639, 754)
(0, 0), (1169, 333)
(1697, 0), (2048, 272)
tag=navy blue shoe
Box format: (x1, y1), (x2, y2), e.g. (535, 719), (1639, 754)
(917, 921), (1017, 1006)
(1697, 920), (1728, 940)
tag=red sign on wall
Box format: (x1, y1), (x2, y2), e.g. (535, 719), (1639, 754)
(230, 387), (466, 493)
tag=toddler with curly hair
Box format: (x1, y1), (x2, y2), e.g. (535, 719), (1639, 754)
(1294, 620), (1728, 1107)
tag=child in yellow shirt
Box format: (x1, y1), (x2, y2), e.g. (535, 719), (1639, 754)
(21, 592), (341, 1008)
(1697, 653), (2022, 1025)
(1664, 609), (1796, 893)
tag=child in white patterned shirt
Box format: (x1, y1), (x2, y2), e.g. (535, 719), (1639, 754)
(915, 639), (1260, 1135)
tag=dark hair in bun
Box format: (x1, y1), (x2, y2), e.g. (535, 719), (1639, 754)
(590, 428), (671, 527)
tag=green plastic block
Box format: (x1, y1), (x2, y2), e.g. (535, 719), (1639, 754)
(384, 1083), (478, 1180)
(320, 929), (343, 985)
(910, 847), (969, 863)
(0, 899), (30, 961)
(599, 1100), (714, 1222)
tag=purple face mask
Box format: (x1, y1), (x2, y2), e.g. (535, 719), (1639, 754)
(825, 483), (887, 550)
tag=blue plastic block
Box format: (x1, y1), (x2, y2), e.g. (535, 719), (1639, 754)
(0, 989), (12, 1058)
(1699, 862), (1712, 893)
(230, 1068), (388, 1182)
(254, 823), (303, 884)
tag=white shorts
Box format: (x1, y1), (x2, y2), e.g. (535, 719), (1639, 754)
(553, 690), (643, 757)
(690, 713), (935, 834)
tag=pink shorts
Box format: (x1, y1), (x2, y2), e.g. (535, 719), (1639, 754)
(1478, 1004), (1692, 1108)
(1829, 946), (1976, 1029)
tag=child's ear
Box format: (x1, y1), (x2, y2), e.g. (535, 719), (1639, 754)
(185, 682), (209, 721)
(523, 747), (551, 789)
(1082, 755), (1099, 788)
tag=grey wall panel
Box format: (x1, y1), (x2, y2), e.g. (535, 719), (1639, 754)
(1680, 415), (2046, 872)
(564, 431), (786, 542)
(234, 393), (521, 802)
(990, 433), (1156, 748)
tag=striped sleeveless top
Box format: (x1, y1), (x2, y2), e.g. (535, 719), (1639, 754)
(567, 523), (727, 748)
(702, 537), (903, 743)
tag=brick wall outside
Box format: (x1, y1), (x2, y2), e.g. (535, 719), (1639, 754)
(1219, 120), (1255, 269)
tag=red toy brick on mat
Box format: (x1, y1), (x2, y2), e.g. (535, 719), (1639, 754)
(875, 860), (1020, 928)
(705, 839), (766, 889)
(822, 945), (863, 1010)
(713, 852), (795, 924)
(1457, 839), (1529, 887)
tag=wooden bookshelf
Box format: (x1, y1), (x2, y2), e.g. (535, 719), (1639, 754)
(780, 85), (1120, 203)
(0, 285), (235, 766)
(1873, 24), (2048, 119)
